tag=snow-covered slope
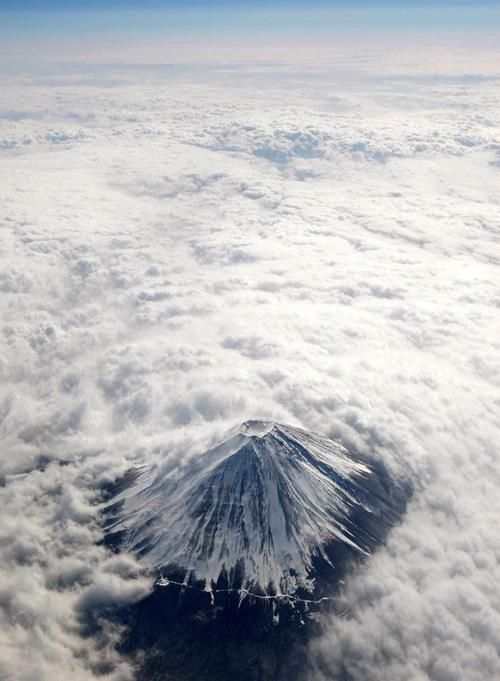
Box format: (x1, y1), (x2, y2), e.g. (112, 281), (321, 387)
(106, 421), (397, 594)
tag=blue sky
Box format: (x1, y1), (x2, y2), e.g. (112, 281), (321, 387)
(1, 0), (499, 6)
(1, 0), (498, 50)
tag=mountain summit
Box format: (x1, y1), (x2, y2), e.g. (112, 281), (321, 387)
(106, 421), (403, 596)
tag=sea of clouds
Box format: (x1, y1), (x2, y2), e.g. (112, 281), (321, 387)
(0, 44), (499, 681)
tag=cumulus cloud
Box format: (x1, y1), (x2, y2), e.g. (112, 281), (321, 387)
(0, 44), (499, 680)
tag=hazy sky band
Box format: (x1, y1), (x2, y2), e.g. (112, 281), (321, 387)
(2, 0), (500, 8)
(1, 2), (500, 37)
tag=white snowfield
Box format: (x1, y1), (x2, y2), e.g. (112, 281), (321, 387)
(107, 420), (376, 593)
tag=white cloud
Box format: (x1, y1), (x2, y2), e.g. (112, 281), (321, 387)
(0, 46), (499, 680)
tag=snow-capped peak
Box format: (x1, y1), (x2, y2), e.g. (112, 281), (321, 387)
(105, 421), (398, 594)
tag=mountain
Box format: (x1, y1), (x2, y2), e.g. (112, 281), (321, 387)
(103, 421), (409, 681)
(105, 420), (404, 597)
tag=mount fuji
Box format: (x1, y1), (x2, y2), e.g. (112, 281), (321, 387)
(105, 420), (405, 598)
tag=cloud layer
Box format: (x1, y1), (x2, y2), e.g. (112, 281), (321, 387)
(0, 50), (499, 680)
